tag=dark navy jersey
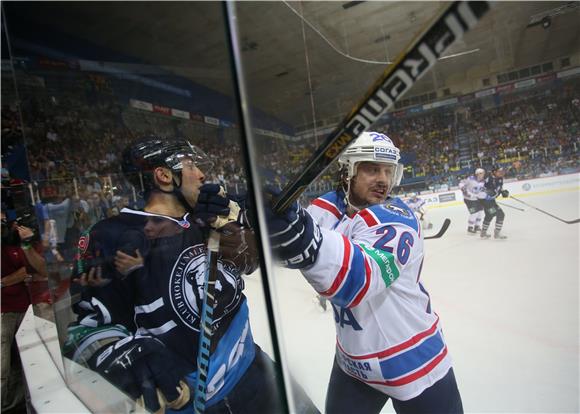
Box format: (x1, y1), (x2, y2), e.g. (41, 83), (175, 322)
(484, 175), (504, 199)
(74, 211), (147, 279)
(72, 211), (147, 330)
(68, 208), (254, 403)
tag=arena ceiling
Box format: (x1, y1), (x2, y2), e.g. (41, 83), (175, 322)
(4, 1), (580, 129)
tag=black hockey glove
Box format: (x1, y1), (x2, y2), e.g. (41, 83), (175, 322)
(501, 189), (509, 198)
(89, 335), (192, 413)
(194, 184), (231, 225)
(264, 188), (322, 269)
(194, 184), (251, 229)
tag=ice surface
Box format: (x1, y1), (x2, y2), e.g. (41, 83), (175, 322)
(244, 189), (579, 413)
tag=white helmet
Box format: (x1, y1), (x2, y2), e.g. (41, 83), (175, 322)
(475, 168), (485, 175)
(338, 131), (404, 193)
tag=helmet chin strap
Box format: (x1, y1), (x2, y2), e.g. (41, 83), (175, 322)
(152, 173), (195, 212)
(343, 177), (365, 214)
(173, 176), (197, 212)
(343, 164), (362, 213)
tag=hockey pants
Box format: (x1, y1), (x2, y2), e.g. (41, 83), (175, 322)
(325, 357), (463, 414)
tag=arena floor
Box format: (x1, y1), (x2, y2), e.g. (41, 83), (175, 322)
(245, 187), (580, 413)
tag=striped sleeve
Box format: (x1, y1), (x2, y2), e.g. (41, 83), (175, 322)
(301, 229), (372, 308)
(301, 204), (420, 308)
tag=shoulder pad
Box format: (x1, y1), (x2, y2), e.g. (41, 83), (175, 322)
(357, 197), (419, 232)
(319, 191), (346, 209)
(311, 191), (346, 219)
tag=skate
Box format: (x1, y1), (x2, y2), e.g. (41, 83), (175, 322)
(467, 226), (476, 235)
(480, 231), (491, 239)
(494, 230), (507, 240)
(474, 225), (481, 232)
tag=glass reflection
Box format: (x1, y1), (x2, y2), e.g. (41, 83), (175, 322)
(2, 2), (291, 413)
(2, 0), (578, 413)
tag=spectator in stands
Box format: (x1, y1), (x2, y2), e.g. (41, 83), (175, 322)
(46, 192), (72, 257)
(1, 209), (47, 412)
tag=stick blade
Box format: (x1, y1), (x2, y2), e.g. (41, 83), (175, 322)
(424, 218), (451, 240)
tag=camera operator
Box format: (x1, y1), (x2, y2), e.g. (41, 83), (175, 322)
(1, 209), (47, 412)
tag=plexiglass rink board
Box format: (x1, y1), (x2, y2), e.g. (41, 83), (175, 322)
(1, 2), (287, 413)
(2, 1), (579, 413)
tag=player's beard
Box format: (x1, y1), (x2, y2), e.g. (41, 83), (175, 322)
(349, 185), (388, 210)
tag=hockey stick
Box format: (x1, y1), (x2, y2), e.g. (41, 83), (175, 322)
(510, 195), (580, 224)
(424, 218), (451, 240)
(193, 230), (220, 414)
(273, 1), (491, 213)
(497, 201), (524, 212)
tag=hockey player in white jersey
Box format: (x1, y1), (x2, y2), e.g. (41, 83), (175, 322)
(266, 132), (462, 414)
(405, 193), (433, 230)
(458, 168), (486, 234)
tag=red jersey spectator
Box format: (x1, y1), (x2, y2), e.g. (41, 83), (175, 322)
(1, 211), (47, 412)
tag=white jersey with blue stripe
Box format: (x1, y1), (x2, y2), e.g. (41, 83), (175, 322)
(405, 197), (426, 213)
(459, 175), (486, 201)
(306, 191), (452, 401)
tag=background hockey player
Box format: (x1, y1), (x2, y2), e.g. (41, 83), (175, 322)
(265, 132), (463, 414)
(405, 193), (433, 230)
(63, 137), (294, 413)
(480, 165), (509, 239)
(458, 168), (486, 234)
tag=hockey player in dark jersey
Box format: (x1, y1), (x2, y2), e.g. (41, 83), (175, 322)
(63, 137), (287, 413)
(480, 165), (509, 239)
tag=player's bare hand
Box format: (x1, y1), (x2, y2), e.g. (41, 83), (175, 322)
(16, 225), (34, 241)
(16, 267), (32, 283)
(114, 249), (144, 276)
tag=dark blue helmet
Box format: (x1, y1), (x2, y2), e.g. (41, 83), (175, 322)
(122, 137), (213, 194)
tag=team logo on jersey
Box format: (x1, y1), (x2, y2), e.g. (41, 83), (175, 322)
(169, 245), (243, 332)
(78, 233), (90, 255)
(177, 219), (190, 229)
(383, 202), (412, 218)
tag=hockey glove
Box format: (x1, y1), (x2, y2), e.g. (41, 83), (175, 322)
(194, 184), (231, 225)
(218, 221), (259, 275)
(194, 184), (248, 229)
(89, 335), (192, 413)
(501, 189), (510, 198)
(264, 189), (322, 269)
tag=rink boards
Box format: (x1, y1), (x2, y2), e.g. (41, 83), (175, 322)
(412, 172), (580, 209)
